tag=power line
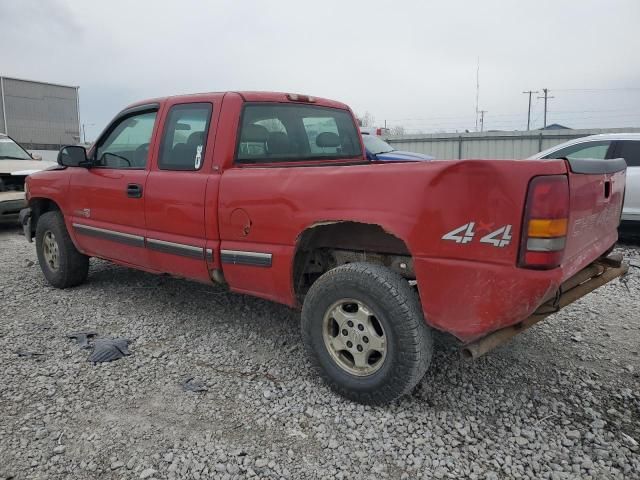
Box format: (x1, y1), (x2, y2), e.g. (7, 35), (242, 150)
(552, 87), (640, 92)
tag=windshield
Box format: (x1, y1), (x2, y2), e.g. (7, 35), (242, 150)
(361, 134), (394, 155)
(0, 137), (32, 160)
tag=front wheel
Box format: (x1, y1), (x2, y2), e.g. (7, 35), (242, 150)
(35, 211), (89, 288)
(301, 263), (432, 405)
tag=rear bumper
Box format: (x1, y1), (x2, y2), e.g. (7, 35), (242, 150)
(461, 253), (628, 358)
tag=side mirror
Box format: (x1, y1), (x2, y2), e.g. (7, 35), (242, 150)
(58, 145), (89, 167)
(31, 153), (42, 161)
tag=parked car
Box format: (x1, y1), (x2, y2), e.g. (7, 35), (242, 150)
(529, 133), (640, 223)
(0, 133), (54, 219)
(21, 91), (627, 404)
(361, 132), (434, 161)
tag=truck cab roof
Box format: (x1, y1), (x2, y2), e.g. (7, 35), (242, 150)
(125, 91), (350, 111)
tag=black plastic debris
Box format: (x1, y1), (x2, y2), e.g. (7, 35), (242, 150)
(15, 350), (44, 358)
(87, 338), (131, 363)
(182, 377), (208, 393)
(67, 331), (98, 349)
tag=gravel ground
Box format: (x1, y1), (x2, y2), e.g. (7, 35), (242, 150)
(1, 222), (639, 480)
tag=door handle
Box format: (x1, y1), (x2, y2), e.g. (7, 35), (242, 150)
(126, 183), (143, 198)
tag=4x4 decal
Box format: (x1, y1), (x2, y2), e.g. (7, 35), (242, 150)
(441, 222), (476, 244)
(442, 223), (513, 247)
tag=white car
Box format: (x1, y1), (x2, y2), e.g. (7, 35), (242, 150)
(529, 133), (640, 223)
(0, 133), (56, 219)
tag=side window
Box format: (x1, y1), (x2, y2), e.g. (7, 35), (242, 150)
(159, 103), (212, 171)
(236, 104), (362, 163)
(96, 111), (157, 169)
(543, 141), (610, 160)
(616, 141), (640, 167)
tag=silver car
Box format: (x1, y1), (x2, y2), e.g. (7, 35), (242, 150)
(0, 133), (55, 219)
(529, 133), (640, 223)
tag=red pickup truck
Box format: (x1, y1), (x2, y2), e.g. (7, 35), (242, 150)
(20, 91), (628, 404)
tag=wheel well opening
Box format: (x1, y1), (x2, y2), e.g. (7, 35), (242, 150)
(293, 222), (414, 303)
(29, 198), (61, 237)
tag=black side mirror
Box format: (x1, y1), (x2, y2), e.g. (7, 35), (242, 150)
(58, 145), (89, 167)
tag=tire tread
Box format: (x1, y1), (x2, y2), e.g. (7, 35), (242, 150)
(301, 262), (432, 405)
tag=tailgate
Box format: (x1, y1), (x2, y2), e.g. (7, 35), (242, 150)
(563, 157), (626, 278)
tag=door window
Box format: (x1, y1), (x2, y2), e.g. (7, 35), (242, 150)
(95, 111), (157, 169)
(543, 141), (610, 160)
(159, 103), (213, 170)
(616, 140), (640, 167)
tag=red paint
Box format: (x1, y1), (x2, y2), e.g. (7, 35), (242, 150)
(25, 91), (625, 343)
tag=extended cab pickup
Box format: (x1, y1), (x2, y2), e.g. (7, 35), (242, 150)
(21, 91), (628, 404)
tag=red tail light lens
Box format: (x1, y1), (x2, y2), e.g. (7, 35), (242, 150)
(519, 175), (569, 269)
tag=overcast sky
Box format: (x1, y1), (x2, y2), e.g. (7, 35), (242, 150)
(2, 0), (639, 139)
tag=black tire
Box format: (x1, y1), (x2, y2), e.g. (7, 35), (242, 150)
(301, 263), (433, 405)
(35, 211), (89, 288)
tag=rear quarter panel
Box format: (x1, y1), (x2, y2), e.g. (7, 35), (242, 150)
(219, 159), (572, 340)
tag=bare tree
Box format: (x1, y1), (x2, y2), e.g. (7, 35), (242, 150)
(357, 111), (376, 128)
(390, 125), (405, 136)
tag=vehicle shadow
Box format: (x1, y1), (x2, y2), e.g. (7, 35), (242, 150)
(0, 218), (21, 233)
(619, 222), (640, 246)
(82, 258), (549, 410)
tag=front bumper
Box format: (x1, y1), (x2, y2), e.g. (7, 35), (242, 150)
(462, 252), (628, 358)
(0, 195), (27, 217)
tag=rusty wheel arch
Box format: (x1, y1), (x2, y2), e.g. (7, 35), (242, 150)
(292, 221), (414, 303)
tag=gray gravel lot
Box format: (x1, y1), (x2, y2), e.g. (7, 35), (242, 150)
(1, 222), (639, 480)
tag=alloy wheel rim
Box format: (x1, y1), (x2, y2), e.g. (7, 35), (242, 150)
(322, 298), (387, 376)
(42, 231), (60, 271)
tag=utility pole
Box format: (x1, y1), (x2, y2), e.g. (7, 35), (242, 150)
(522, 90), (538, 130)
(475, 57), (480, 131)
(537, 88), (554, 128)
(82, 123), (95, 144)
(479, 110), (487, 132)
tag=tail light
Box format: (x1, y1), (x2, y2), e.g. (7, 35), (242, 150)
(518, 175), (569, 269)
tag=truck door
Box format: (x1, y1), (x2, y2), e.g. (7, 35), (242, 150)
(143, 99), (220, 282)
(68, 105), (160, 267)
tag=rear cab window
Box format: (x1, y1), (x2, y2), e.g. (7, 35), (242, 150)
(236, 104), (362, 164)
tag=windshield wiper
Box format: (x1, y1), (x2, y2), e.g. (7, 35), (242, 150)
(0, 155), (29, 160)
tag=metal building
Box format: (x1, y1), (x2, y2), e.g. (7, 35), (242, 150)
(385, 127), (640, 160)
(0, 76), (80, 150)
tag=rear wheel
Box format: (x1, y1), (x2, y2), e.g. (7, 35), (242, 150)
(35, 211), (89, 288)
(301, 263), (432, 405)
